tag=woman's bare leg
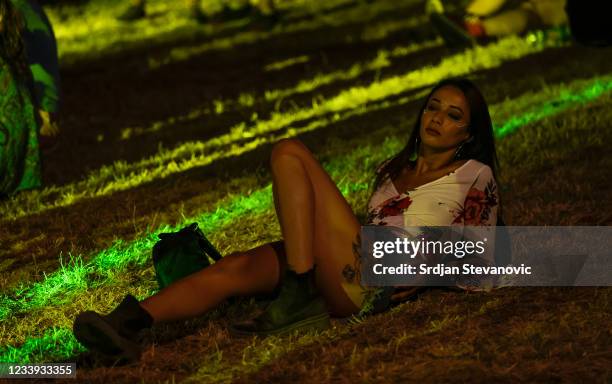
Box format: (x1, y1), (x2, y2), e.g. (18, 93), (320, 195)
(143, 138), (361, 322)
(270, 139), (362, 317)
(271, 145), (315, 273)
(140, 243), (280, 323)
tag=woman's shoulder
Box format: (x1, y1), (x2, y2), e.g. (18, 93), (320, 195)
(460, 160), (494, 179)
(461, 159), (487, 171)
(447, 160), (496, 192)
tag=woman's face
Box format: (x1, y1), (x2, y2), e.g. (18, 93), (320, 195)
(419, 85), (471, 153)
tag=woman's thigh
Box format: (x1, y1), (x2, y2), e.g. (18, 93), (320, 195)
(272, 139), (362, 317)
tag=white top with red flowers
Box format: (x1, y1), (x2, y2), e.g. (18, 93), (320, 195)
(366, 159), (498, 227)
(366, 159), (499, 290)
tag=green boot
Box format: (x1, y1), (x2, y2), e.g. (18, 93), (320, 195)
(73, 295), (153, 362)
(230, 269), (330, 336)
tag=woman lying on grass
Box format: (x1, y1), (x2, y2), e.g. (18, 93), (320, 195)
(73, 77), (500, 362)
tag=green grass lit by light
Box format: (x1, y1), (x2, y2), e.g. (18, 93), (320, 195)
(1, 35), (550, 221)
(493, 79), (612, 137)
(47, 0), (425, 69)
(0, 186), (275, 320)
(120, 38), (442, 141)
(119, 72), (610, 148)
(0, 328), (84, 364)
(147, 0), (422, 69)
(360, 17), (425, 42)
(262, 38), (442, 102)
(48, 0), (419, 66)
(50, 0), (203, 61)
(264, 55), (310, 72)
(51, 0), (342, 62)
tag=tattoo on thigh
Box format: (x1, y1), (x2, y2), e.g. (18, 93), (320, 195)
(342, 233), (362, 284)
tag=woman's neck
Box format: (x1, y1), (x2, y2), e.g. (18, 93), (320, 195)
(413, 147), (457, 175)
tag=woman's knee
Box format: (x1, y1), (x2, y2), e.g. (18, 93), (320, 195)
(214, 248), (277, 278)
(213, 245), (280, 295)
(213, 252), (252, 277)
(270, 138), (307, 167)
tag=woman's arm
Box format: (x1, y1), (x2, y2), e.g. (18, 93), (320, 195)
(454, 165), (500, 289)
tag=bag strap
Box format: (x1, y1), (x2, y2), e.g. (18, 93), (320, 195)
(189, 223), (223, 262)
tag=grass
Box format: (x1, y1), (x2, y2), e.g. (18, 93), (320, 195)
(118, 38), (443, 142)
(231, 288), (610, 383)
(49, 0), (421, 66)
(1, 0), (611, 381)
(146, 0), (425, 69)
(0, 35), (559, 221)
(264, 55), (310, 72)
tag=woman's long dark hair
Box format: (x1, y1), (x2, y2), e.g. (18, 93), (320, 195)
(371, 78), (501, 213)
(0, 0), (30, 81)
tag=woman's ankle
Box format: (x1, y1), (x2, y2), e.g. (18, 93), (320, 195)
(138, 299), (157, 326)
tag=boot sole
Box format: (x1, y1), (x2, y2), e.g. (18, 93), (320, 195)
(73, 312), (141, 362)
(230, 312), (331, 337)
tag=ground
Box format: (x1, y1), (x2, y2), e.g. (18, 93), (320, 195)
(0, 0), (611, 382)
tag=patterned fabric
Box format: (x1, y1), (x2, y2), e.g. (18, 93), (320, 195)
(452, 177), (498, 225)
(367, 159), (498, 231)
(360, 159), (499, 310)
(12, 0), (61, 113)
(0, 59), (41, 196)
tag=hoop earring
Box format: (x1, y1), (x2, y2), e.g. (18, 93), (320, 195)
(454, 136), (473, 160)
(409, 136), (421, 162)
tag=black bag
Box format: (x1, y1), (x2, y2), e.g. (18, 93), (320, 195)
(152, 223), (223, 290)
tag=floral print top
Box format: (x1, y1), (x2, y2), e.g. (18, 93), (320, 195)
(0, 60), (41, 196)
(367, 159), (498, 227)
(366, 159), (499, 270)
